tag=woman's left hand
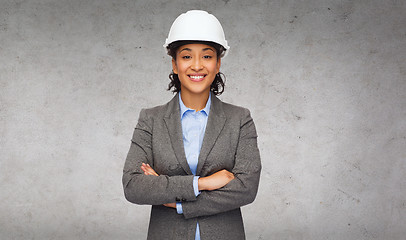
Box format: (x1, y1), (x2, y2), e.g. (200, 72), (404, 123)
(163, 203), (176, 208)
(140, 163), (176, 209)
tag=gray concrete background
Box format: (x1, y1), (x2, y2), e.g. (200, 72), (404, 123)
(1, 0), (405, 239)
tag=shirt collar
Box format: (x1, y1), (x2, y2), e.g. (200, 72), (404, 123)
(179, 92), (211, 119)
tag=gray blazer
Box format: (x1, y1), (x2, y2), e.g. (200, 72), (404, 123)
(123, 93), (261, 240)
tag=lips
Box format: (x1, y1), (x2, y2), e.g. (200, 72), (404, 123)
(188, 74), (206, 82)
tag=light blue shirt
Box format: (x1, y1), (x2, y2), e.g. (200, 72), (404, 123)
(176, 92), (211, 240)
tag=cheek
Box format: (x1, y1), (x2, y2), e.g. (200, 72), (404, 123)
(210, 62), (220, 73)
(176, 63), (188, 74)
(176, 65), (189, 82)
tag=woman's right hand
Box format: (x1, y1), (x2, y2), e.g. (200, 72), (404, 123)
(141, 163), (159, 176)
(198, 169), (235, 191)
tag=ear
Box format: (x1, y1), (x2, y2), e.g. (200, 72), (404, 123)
(216, 58), (221, 73)
(172, 58), (178, 74)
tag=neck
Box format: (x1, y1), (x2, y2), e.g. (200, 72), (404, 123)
(180, 90), (210, 111)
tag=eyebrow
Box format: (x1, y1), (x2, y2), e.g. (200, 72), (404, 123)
(178, 47), (215, 53)
(202, 48), (214, 52)
(179, 48), (192, 53)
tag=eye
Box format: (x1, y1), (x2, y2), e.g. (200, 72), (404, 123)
(203, 55), (213, 59)
(182, 55), (191, 59)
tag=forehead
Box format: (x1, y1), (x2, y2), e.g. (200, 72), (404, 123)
(177, 43), (216, 53)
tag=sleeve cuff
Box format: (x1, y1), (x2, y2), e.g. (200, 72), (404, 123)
(193, 176), (201, 197)
(176, 202), (183, 214)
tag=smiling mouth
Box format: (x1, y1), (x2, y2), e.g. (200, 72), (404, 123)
(188, 75), (206, 82)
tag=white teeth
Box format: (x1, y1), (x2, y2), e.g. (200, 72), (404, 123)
(190, 75), (204, 80)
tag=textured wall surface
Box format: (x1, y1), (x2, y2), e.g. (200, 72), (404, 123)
(1, 0), (405, 239)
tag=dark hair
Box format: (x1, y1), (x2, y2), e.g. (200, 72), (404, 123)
(166, 40), (226, 96)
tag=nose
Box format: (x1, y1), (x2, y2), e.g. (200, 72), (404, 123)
(191, 58), (203, 71)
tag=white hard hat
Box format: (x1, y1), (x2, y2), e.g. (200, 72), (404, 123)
(164, 10), (230, 57)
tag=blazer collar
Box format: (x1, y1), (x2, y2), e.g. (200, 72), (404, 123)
(196, 95), (226, 175)
(163, 93), (192, 175)
(163, 92), (227, 176)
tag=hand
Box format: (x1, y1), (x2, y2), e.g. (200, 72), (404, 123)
(141, 163), (159, 176)
(163, 203), (176, 208)
(198, 169), (235, 191)
(140, 163), (176, 208)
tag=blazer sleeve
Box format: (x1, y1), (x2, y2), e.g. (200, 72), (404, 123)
(181, 108), (261, 219)
(122, 109), (197, 205)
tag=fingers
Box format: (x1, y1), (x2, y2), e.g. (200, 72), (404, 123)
(214, 169), (235, 180)
(141, 163), (159, 176)
(141, 163), (155, 175)
(220, 169), (235, 180)
(141, 164), (155, 175)
(163, 203), (176, 208)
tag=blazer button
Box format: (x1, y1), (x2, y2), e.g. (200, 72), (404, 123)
(182, 198), (186, 202)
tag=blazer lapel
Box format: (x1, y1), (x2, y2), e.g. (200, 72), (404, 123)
(196, 96), (226, 176)
(163, 93), (193, 175)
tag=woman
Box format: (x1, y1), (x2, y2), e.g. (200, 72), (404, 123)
(123, 10), (261, 240)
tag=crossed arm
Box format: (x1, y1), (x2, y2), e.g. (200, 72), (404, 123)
(123, 108), (261, 218)
(140, 162), (235, 208)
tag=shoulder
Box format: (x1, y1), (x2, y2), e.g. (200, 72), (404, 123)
(141, 103), (168, 117)
(218, 99), (257, 136)
(217, 98), (252, 120)
(138, 95), (177, 120)
(133, 101), (172, 132)
(222, 101), (250, 114)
